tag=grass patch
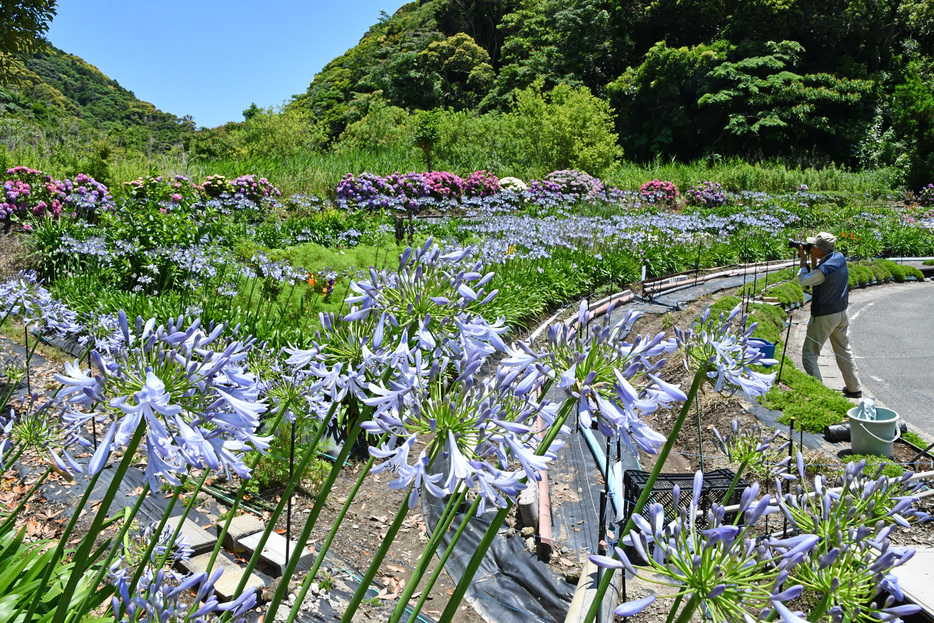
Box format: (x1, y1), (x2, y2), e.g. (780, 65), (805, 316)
(902, 430), (927, 448)
(761, 364), (853, 432)
(837, 455), (905, 478)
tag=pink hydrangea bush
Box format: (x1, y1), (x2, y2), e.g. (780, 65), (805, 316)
(639, 179), (679, 205)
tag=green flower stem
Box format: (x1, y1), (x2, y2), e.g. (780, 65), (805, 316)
(403, 488), (482, 623)
(70, 481), (151, 623)
(582, 364), (709, 623)
(263, 414), (365, 619)
(52, 421), (147, 623)
(228, 401), (337, 602)
(1, 441), (26, 473)
(282, 431), (389, 623)
(18, 463), (106, 623)
(387, 484), (471, 623)
(206, 397), (297, 577)
(808, 593), (832, 622)
(673, 595), (699, 623)
(154, 470), (210, 570)
(664, 595), (683, 623)
(727, 458), (750, 526)
(339, 476), (422, 623)
(0, 465), (51, 534)
(438, 398), (577, 623)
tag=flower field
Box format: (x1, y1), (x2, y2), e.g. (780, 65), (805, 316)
(1, 165), (933, 623)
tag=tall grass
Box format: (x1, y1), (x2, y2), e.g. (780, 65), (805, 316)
(606, 157), (901, 196)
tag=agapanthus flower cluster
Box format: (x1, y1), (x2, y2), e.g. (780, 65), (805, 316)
(773, 455), (924, 622)
(341, 238), (508, 360)
(110, 522), (256, 623)
(56, 312), (270, 489)
(364, 350), (563, 512)
(0, 270), (83, 338)
(712, 419), (791, 480)
(640, 179), (679, 205)
(541, 301), (685, 453)
(685, 181), (728, 207)
(593, 471), (795, 620)
(0, 396), (80, 476)
(676, 304), (777, 399)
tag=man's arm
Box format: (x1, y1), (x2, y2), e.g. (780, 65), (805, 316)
(797, 246), (825, 286)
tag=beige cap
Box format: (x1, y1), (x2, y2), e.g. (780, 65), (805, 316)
(806, 232), (836, 252)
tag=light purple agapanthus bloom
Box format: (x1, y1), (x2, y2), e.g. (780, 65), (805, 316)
(676, 303), (776, 399)
(541, 301), (684, 453)
(365, 347), (564, 513)
(592, 471), (795, 621)
(57, 312), (269, 488)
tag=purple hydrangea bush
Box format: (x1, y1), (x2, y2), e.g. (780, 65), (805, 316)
(544, 169), (606, 202)
(685, 180), (729, 207)
(919, 183), (934, 208)
(1, 166), (113, 223)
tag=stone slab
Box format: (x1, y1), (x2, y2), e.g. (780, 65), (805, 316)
(892, 546), (934, 616)
(182, 551), (271, 602)
(237, 530), (315, 577)
(166, 515), (217, 556)
(216, 513), (265, 552)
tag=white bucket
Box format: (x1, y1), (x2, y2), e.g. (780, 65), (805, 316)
(847, 406), (900, 458)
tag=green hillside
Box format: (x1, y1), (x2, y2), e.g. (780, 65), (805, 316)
(289, 0), (934, 186)
(0, 44), (194, 177)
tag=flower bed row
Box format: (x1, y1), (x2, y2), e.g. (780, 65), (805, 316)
(1, 167), (281, 227)
(336, 169), (735, 211)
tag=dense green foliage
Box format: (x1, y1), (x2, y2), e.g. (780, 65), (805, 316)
(281, 0), (934, 187)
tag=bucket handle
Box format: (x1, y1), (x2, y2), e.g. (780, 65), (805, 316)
(853, 417), (901, 444)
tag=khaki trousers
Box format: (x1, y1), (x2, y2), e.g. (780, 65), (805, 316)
(801, 310), (861, 393)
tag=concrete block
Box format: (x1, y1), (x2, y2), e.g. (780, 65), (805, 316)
(216, 514), (265, 551)
(182, 551), (271, 602)
(517, 478), (539, 531)
(237, 531), (315, 577)
(166, 516), (217, 556)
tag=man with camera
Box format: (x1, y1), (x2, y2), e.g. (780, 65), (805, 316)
(796, 232), (863, 398)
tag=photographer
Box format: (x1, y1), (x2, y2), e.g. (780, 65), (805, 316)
(797, 232), (863, 398)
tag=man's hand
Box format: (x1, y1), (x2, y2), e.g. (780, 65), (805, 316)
(798, 245), (809, 269)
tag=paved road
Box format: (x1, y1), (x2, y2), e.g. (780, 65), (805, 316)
(847, 280), (934, 439)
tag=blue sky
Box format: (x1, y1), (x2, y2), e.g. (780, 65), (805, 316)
(46, 1), (405, 129)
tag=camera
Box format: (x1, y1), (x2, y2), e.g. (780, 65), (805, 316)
(787, 239), (812, 252)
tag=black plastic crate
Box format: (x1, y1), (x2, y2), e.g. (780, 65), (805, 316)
(619, 469), (749, 560)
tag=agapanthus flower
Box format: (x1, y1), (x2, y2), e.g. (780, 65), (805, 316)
(110, 522), (256, 623)
(342, 238), (507, 360)
(541, 301), (683, 453)
(676, 303), (777, 399)
(365, 348), (564, 513)
(57, 312), (269, 488)
(772, 456), (924, 622)
(0, 395), (81, 476)
(712, 419), (791, 480)
(592, 471), (794, 622)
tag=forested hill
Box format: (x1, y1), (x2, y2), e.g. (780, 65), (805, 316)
(0, 44), (194, 154)
(290, 0), (934, 183)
